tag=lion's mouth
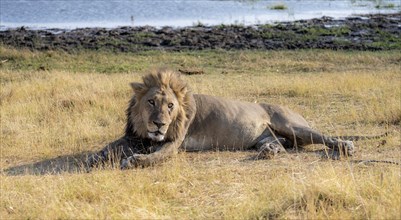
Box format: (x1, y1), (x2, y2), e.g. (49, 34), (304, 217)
(148, 130), (165, 142)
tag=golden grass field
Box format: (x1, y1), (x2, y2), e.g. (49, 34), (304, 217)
(0, 46), (400, 219)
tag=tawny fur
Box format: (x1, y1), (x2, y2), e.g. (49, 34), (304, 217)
(87, 69), (387, 169)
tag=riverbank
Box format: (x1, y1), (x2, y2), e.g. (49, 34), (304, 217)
(0, 12), (400, 51)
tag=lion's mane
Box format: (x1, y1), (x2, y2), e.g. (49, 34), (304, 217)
(125, 70), (196, 141)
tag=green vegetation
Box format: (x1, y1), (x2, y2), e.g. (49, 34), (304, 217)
(2, 46), (401, 75)
(270, 3), (287, 10)
(306, 26), (351, 37)
(375, 3), (395, 8)
(1, 46), (400, 219)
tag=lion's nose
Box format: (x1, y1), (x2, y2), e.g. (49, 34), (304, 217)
(153, 121), (166, 128)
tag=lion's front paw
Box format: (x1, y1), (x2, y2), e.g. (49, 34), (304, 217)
(256, 143), (285, 160)
(120, 154), (148, 169)
(120, 158), (131, 170)
(343, 140), (355, 157)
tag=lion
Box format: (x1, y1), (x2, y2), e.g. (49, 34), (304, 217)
(86, 69), (383, 169)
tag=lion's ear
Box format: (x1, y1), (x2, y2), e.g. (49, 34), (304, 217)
(130, 82), (146, 94)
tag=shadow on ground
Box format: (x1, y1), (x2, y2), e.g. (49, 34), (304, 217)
(2, 148), (354, 176)
(3, 152), (92, 176)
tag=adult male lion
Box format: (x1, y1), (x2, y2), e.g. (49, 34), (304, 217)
(87, 69), (357, 169)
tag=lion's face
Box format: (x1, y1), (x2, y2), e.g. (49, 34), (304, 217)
(129, 70), (194, 142)
(139, 87), (180, 142)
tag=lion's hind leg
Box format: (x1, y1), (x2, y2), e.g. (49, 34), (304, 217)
(264, 105), (355, 158)
(286, 126), (355, 157)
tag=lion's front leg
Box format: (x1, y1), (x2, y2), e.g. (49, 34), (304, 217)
(120, 140), (181, 169)
(120, 154), (149, 169)
(85, 136), (151, 170)
(85, 138), (130, 170)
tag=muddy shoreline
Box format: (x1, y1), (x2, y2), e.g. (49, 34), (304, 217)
(1, 13), (400, 51)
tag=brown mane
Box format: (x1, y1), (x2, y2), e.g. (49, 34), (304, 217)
(126, 70), (196, 141)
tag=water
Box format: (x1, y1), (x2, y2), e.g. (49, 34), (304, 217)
(1, 0), (400, 30)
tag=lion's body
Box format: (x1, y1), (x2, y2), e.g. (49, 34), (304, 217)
(183, 94), (270, 151)
(86, 70), (356, 169)
(182, 94), (311, 151)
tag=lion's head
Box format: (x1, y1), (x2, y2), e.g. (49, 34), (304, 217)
(128, 70), (195, 142)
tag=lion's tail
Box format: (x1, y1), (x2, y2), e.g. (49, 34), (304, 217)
(332, 132), (389, 141)
(351, 159), (400, 166)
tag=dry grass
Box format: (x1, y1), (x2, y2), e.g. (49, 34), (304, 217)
(0, 47), (400, 219)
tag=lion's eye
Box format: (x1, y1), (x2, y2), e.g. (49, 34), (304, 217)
(168, 103), (174, 109)
(148, 99), (155, 106)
